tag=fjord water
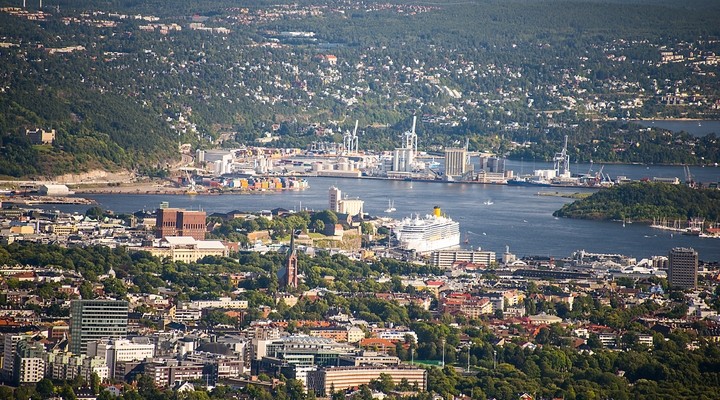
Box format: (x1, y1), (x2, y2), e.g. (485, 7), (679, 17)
(632, 120), (720, 138)
(63, 165), (720, 261)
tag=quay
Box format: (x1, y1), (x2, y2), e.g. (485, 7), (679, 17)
(0, 196), (97, 205)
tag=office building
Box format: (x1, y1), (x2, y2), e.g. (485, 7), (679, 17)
(306, 365), (427, 396)
(70, 300), (129, 356)
(262, 335), (356, 368)
(668, 247), (698, 289)
(155, 208), (207, 240)
(431, 250), (496, 269)
(88, 338), (155, 379)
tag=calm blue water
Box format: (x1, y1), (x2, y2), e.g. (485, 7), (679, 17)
(49, 171), (720, 262)
(632, 120), (720, 138)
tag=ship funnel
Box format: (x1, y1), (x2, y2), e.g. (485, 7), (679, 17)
(433, 206), (441, 217)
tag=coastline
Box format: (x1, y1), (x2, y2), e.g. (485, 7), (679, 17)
(631, 118), (712, 122)
(1, 195), (97, 205)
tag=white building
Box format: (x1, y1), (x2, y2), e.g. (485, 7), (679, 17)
(329, 186), (341, 213)
(174, 307), (203, 322)
(38, 184), (71, 196)
(140, 236), (228, 263)
(2, 333), (33, 380)
(431, 250), (496, 269)
(374, 329), (418, 343)
(182, 297), (248, 310)
(88, 338), (155, 379)
(16, 357), (45, 384)
(82, 356), (110, 381)
(196, 150), (234, 176)
(328, 186), (364, 217)
(392, 147), (415, 173)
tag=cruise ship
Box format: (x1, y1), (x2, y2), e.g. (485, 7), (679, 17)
(393, 206), (461, 253)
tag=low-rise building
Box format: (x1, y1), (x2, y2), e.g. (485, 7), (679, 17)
(308, 326), (364, 343)
(138, 236), (228, 263)
(183, 297), (248, 310)
(528, 313), (563, 325)
(25, 128), (56, 145)
(440, 293), (493, 318)
(306, 365), (427, 396)
(38, 184), (70, 196)
(144, 359), (204, 388)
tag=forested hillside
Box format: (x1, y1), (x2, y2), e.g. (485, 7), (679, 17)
(2, 0), (720, 177)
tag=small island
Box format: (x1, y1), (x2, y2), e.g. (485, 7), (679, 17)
(553, 182), (720, 223)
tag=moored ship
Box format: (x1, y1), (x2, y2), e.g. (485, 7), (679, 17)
(393, 206), (461, 253)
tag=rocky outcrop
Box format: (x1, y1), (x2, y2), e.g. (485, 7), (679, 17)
(53, 170), (136, 184)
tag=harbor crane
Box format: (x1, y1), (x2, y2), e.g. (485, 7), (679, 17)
(684, 165), (695, 187)
(342, 120), (359, 155)
(185, 170), (198, 195)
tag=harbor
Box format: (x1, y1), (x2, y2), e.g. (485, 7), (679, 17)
(33, 174), (720, 261)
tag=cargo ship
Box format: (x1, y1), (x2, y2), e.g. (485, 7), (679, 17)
(508, 135), (585, 187)
(393, 206), (461, 253)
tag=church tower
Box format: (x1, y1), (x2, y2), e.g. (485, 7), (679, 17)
(282, 233), (298, 289)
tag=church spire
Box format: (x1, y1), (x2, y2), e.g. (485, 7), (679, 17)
(283, 230), (299, 289)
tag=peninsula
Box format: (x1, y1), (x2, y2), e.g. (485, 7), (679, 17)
(553, 182), (720, 223)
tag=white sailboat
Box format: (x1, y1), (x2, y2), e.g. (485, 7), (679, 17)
(384, 200), (396, 213)
(483, 200), (494, 205)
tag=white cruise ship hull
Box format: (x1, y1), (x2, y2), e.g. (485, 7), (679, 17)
(393, 213), (461, 253)
(399, 233), (461, 253)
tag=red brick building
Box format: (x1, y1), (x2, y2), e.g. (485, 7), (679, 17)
(155, 208), (207, 240)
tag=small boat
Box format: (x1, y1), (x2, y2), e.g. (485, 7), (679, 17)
(483, 200), (494, 205)
(384, 200), (396, 213)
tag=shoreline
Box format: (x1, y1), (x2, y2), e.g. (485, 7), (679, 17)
(1, 195), (97, 205)
(631, 118), (715, 122)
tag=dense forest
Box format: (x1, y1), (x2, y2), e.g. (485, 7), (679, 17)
(553, 182), (720, 221)
(2, 0), (720, 176)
